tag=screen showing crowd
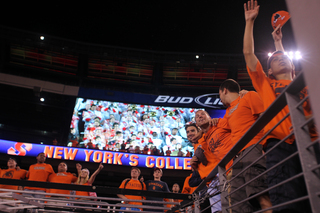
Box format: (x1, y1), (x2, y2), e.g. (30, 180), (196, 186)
(70, 98), (204, 156)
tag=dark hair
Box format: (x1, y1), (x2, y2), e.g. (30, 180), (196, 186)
(37, 152), (45, 157)
(219, 79), (240, 93)
(184, 123), (199, 131)
(59, 161), (68, 167)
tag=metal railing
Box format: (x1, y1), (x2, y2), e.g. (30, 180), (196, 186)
(174, 72), (319, 213)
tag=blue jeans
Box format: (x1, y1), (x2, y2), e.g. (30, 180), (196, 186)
(119, 206), (141, 212)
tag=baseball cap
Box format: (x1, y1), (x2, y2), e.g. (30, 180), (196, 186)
(154, 167), (163, 173)
(271, 11), (291, 29)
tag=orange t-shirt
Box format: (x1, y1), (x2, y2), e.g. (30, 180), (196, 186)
(225, 91), (264, 151)
(48, 172), (78, 195)
(181, 173), (197, 194)
(75, 182), (91, 197)
(25, 163), (54, 191)
(247, 61), (316, 144)
(202, 117), (234, 171)
(0, 168), (27, 191)
(119, 178), (146, 206)
(195, 135), (220, 179)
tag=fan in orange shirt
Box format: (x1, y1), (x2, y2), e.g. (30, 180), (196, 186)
(24, 152), (54, 201)
(0, 158), (27, 192)
(75, 163), (104, 199)
(46, 162), (78, 205)
(218, 79), (271, 213)
(117, 167), (146, 212)
(243, 1), (314, 212)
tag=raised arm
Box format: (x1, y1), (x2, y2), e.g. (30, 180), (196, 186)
(88, 163), (104, 184)
(243, 0), (260, 71)
(272, 25), (285, 52)
(76, 163), (82, 176)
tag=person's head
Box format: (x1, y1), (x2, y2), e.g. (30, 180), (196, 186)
(77, 168), (90, 184)
(153, 167), (163, 180)
(185, 123), (200, 142)
(113, 123), (119, 130)
(172, 183), (180, 193)
(93, 121), (100, 127)
(219, 79), (240, 106)
(90, 104), (96, 111)
(36, 152), (46, 164)
(131, 134), (137, 140)
(267, 51), (295, 80)
(131, 167), (141, 179)
(7, 158), (17, 169)
(172, 128), (178, 135)
(195, 110), (211, 129)
(152, 132), (158, 138)
(58, 162), (68, 173)
(171, 138), (177, 145)
(141, 114), (148, 121)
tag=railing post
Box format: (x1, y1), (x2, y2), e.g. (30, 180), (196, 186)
(218, 166), (229, 213)
(285, 89), (320, 212)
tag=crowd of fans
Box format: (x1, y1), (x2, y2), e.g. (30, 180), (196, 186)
(68, 98), (202, 156)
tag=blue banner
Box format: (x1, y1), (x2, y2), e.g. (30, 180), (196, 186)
(1, 139), (191, 170)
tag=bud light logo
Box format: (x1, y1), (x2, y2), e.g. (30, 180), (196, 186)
(154, 94), (223, 108)
(7, 142), (33, 156)
(194, 93), (223, 108)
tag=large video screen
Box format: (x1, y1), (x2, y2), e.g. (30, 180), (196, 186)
(70, 98), (205, 156)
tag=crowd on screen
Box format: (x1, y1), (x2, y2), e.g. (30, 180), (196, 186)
(69, 98), (201, 156)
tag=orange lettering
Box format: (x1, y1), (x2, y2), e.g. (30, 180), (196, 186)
(175, 158), (183, 170)
(156, 157), (165, 168)
(113, 153), (123, 165)
(146, 156), (155, 168)
(129, 155), (139, 166)
(93, 151), (103, 163)
(166, 157), (174, 169)
(184, 158), (191, 170)
(103, 152), (113, 164)
(64, 148), (78, 160)
(44, 146), (54, 158)
(53, 147), (63, 159)
(84, 150), (93, 161)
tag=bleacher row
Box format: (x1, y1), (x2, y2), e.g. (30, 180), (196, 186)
(9, 44), (251, 88)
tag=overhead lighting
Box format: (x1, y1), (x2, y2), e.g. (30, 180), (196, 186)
(195, 55), (199, 59)
(40, 97), (45, 102)
(268, 51), (302, 60)
(40, 36), (45, 41)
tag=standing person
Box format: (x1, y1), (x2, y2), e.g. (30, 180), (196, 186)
(243, 1), (312, 212)
(165, 183), (183, 212)
(144, 168), (171, 212)
(171, 183), (180, 194)
(218, 79), (272, 213)
(47, 162), (79, 205)
(0, 158), (27, 192)
(186, 120), (223, 213)
(24, 152), (55, 200)
(118, 167), (146, 212)
(75, 163), (104, 199)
